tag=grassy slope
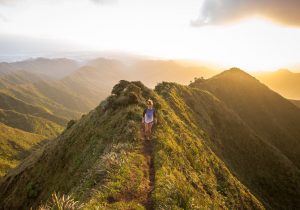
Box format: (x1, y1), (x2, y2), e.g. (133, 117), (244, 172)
(149, 86), (263, 210)
(0, 81), (263, 210)
(1, 82), (85, 120)
(0, 109), (63, 137)
(0, 92), (67, 126)
(0, 122), (46, 177)
(160, 81), (300, 209)
(0, 59), (85, 121)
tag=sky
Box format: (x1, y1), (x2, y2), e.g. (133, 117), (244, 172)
(1, 0), (300, 72)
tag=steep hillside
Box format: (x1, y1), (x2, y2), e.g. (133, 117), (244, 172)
(0, 92), (67, 126)
(0, 122), (46, 177)
(1, 82), (87, 120)
(0, 81), (264, 210)
(0, 62), (82, 178)
(0, 109), (63, 137)
(255, 69), (300, 100)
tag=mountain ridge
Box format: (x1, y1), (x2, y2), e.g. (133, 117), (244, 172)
(0, 79), (265, 210)
(1, 69), (300, 209)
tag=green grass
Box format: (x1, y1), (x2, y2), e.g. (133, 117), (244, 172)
(0, 122), (46, 177)
(0, 80), (265, 210)
(0, 91), (68, 126)
(0, 109), (63, 137)
(152, 84), (263, 210)
(2, 73), (300, 209)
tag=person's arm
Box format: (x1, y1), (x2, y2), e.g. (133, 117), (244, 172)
(142, 109), (146, 123)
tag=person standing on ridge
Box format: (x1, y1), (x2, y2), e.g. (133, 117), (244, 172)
(142, 99), (156, 140)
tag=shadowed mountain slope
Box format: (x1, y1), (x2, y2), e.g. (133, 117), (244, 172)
(290, 99), (300, 109)
(191, 68), (300, 169)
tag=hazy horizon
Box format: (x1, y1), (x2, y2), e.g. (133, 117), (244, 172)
(1, 0), (300, 72)
(1, 53), (300, 74)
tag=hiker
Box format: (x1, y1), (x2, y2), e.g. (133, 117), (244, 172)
(142, 99), (156, 140)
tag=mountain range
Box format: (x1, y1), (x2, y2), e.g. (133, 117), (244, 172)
(0, 58), (216, 178)
(0, 68), (299, 209)
(0, 58), (79, 79)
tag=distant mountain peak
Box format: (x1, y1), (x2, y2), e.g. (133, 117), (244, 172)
(190, 67), (257, 88)
(220, 67), (252, 76)
(276, 69), (292, 74)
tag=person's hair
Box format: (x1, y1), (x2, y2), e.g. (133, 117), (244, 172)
(146, 99), (153, 106)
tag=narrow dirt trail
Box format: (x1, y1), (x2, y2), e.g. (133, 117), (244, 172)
(143, 139), (155, 210)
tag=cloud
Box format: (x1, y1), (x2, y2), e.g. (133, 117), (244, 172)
(192, 0), (300, 27)
(0, 0), (19, 5)
(0, 14), (8, 22)
(0, 0), (118, 6)
(90, 0), (118, 5)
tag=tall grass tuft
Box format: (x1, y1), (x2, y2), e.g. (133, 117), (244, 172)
(37, 192), (84, 210)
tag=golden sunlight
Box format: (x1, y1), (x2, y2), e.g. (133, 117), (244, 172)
(196, 17), (300, 72)
(1, 1), (300, 72)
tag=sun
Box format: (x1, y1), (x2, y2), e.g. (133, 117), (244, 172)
(213, 17), (300, 72)
(172, 16), (300, 73)
(1, 1), (300, 73)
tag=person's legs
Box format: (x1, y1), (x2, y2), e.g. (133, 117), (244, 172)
(144, 123), (150, 139)
(148, 122), (153, 138)
(142, 123), (146, 139)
